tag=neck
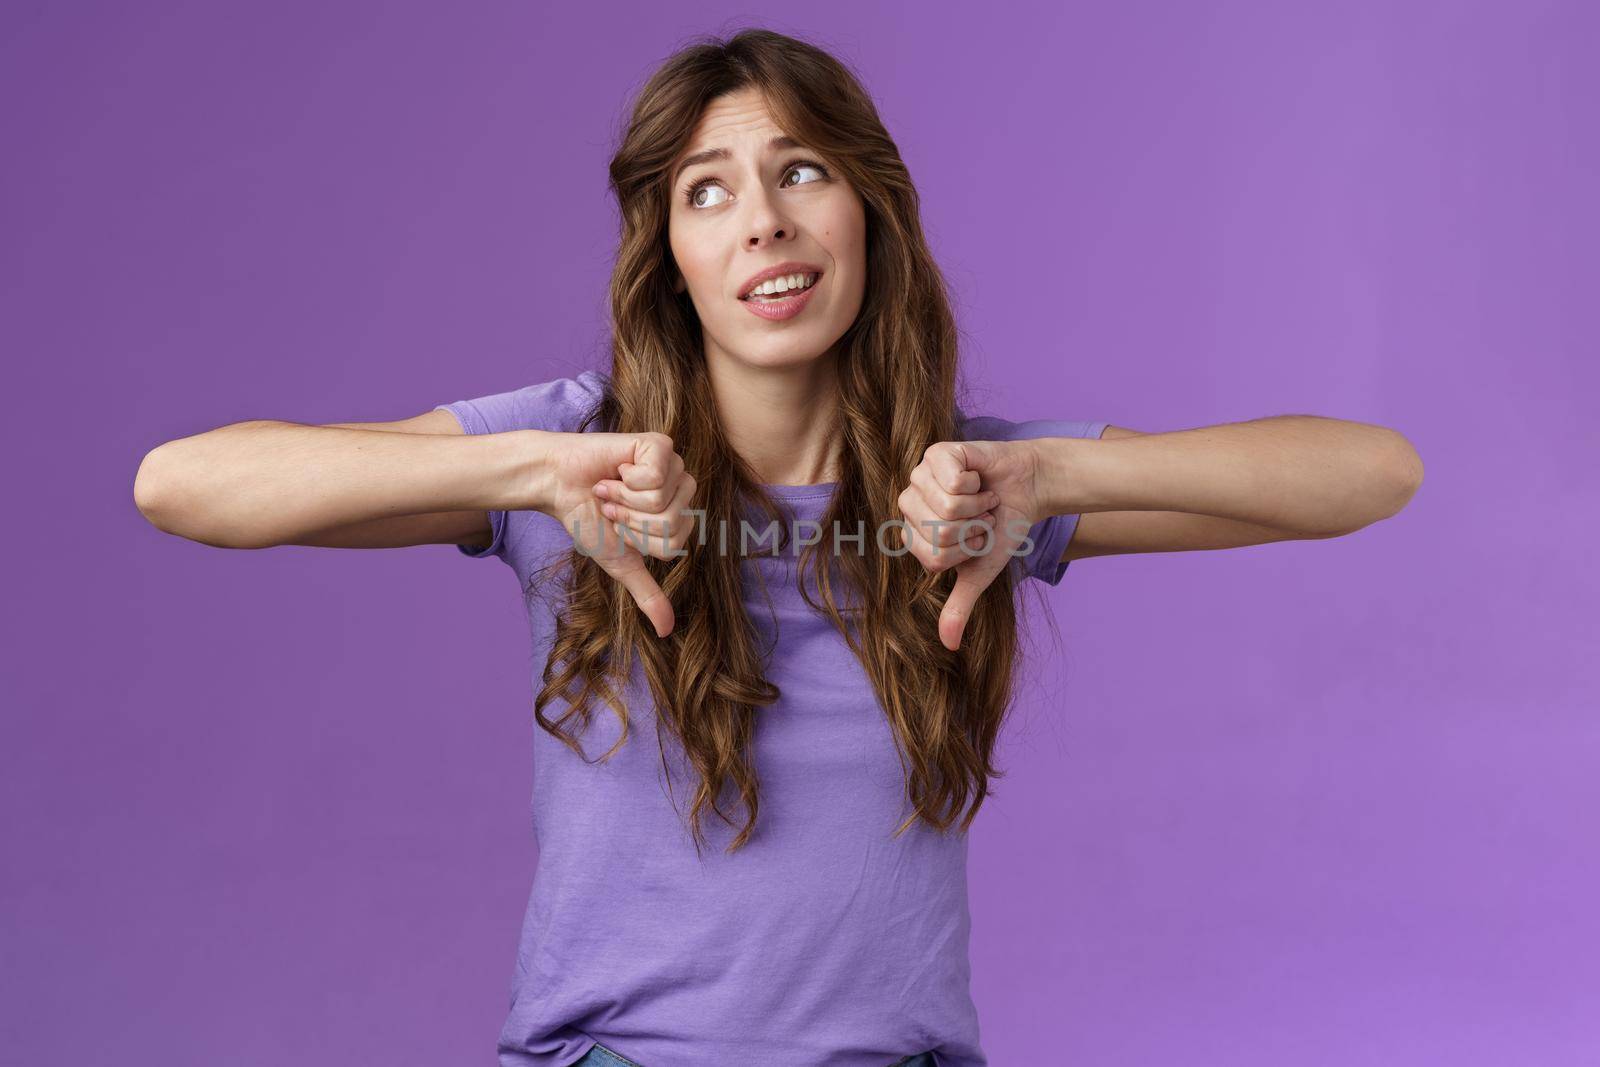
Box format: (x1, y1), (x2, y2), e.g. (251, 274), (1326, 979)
(704, 346), (843, 485)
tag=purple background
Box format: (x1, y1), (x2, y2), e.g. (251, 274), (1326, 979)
(4, 2), (1595, 1064)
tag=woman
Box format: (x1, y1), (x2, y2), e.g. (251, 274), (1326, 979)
(133, 27), (1423, 1067)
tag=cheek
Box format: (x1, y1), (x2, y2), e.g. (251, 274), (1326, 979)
(672, 247), (715, 292)
(818, 205), (863, 267)
(667, 222), (706, 280)
(827, 203), (865, 259)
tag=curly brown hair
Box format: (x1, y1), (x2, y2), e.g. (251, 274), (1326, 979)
(527, 27), (1058, 857)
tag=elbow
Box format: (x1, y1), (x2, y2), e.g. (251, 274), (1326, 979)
(133, 442), (269, 548)
(1312, 433), (1424, 539)
(133, 443), (180, 532)
(1381, 431), (1425, 517)
(134, 442), (207, 538)
(1340, 434), (1423, 534)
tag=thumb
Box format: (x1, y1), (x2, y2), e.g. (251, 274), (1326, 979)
(938, 552), (1006, 652)
(595, 536), (675, 639)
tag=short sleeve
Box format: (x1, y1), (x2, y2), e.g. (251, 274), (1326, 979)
(959, 413), (1110, 586)
(433, 370), (606, 560)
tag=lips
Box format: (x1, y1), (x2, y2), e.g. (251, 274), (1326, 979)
(737, 261), (825, 301)
(742, 276), (819, 302)
(740, 278), (820, 321)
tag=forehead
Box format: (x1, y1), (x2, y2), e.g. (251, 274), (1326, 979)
(682, 87), (785, 153)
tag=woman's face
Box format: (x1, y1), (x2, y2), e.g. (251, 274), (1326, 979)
(667, 87), (866, 373)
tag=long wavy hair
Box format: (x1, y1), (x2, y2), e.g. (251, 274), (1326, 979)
(528, 27), (1056, 856)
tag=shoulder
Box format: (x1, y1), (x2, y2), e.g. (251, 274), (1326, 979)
(956, 409), (1109, 444)
(434, 368), (609, 437)
(526, 369), (609, 427)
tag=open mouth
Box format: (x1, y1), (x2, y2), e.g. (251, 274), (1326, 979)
(740, 271), (822, 302)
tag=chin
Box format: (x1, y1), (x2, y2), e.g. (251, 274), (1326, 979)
(738, 348), (829, 372)
(747, 332), (840, 365)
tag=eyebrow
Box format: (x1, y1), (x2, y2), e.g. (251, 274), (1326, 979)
(673, 135), (806, 184)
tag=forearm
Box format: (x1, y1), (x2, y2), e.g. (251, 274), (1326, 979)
(1031, 416), (1424, 537)
(134, 421), (555, 548)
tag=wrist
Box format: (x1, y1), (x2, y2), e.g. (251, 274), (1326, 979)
(516, 429), (560, 516)
(1026, 435), (1097, 518)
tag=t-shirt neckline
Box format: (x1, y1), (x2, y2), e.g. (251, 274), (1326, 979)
(759, 481), (838, 500)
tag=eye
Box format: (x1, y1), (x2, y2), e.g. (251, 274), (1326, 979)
(781, 160), (829, 188)
(682, 159), (831, 210)
(684, 179), (729, 210)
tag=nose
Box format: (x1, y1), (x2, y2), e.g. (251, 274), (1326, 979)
(744, 182), (794, 248)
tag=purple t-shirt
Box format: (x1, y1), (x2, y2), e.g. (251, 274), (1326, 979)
(436, 371), (1106, 1067)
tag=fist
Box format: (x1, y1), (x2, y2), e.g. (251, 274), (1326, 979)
(542, 431), (697, 639)
(897, 439), (1045, 651)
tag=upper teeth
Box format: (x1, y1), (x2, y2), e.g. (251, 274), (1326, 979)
(746, 272), (817, 298)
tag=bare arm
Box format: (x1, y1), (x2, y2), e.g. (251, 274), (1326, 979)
(286, 410), (492, 550)
(1031, 418), (1424, 560)
(133, 408), (556, 550)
